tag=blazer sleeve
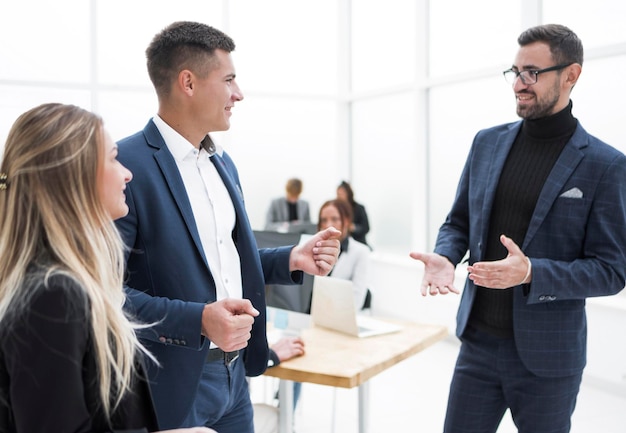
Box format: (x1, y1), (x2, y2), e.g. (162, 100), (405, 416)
(258, 246), (303, 286)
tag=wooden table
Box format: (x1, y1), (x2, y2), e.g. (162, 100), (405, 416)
(263, 319), (448, 433)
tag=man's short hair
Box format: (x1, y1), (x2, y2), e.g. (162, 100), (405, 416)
(146, 21), (236, 97)
(518, 23), (583, 67)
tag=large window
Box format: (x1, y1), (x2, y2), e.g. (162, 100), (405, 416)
(1, 0), (625, 260)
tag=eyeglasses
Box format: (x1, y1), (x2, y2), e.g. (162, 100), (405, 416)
(502, 63), (573, 85)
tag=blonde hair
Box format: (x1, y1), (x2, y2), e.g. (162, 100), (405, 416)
(0, 103), (147, 417)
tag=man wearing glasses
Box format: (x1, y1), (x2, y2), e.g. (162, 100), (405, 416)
(411, 24), (626, 433)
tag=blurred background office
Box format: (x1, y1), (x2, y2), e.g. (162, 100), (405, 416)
(1, 1), (625, 431)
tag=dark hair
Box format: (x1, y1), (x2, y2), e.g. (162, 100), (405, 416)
(146, 21), (236, 98)
(337, 180), (355, 205)
(317, 199), (353, 232)
(517, 24), (583, 67)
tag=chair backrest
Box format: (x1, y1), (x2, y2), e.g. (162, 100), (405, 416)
(254, 230), (313, 314)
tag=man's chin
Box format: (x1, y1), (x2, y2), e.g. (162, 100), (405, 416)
(219, 121), (231, 131)
(516, 106), (529, 119)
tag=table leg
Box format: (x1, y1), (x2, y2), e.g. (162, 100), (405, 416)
(358, 381), (370, 433)
(278, 379), (294, 433)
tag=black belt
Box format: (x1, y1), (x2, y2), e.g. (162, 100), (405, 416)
(206, 348), (240, 366)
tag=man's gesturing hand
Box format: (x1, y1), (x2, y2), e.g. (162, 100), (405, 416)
(201, 298), (259, 352)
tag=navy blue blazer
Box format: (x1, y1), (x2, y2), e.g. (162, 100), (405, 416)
(115, 120), (301, 429)
(435, 120), (626, 378)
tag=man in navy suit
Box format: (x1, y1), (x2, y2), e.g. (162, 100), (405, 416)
(115, 21), (340, 432)
(410, 24), (626, 433)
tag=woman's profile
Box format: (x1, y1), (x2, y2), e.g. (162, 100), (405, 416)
(0, 103), (214, 433)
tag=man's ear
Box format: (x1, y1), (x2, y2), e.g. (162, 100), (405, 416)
(565, 63), (582, 89)
(178, 70), (194, 95)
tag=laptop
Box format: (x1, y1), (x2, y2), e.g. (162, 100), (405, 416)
(310, 276), (402, 338)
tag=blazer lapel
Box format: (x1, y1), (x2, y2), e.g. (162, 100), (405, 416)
(479, 124), (520, 247)
(144, 122), (208, 266)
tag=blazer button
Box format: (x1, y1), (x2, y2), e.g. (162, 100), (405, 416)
(539, 295), (546, 301)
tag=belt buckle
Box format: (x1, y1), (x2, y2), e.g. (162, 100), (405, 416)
(225, 350), (239, 367)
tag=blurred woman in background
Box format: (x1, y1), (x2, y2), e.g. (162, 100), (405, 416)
(336, 181), (370, 248)
(318, 199), (372, 309)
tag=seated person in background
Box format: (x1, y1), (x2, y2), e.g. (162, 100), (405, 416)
(265, 199), (372, 411)
(268, 336), (306, 368)
(265, 178), (311, 231)
(336, 180), (371, 248)
(0, 103), (212, 433)
(318, 199), (372, 310)
(253, 337), (305, 432)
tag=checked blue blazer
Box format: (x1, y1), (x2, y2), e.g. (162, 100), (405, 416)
(435, 118), (626, 378)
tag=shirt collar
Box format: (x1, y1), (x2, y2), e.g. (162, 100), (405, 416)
(152, 115), (224, 160)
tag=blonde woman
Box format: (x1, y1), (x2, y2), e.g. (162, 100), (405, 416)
(0, 103), (214, 433)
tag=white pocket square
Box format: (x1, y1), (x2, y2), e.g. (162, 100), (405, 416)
(560, 187), (583, 199)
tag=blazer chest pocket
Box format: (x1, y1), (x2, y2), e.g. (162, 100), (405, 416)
(541, 196), (591, 242)
(551, 195), (590, 220)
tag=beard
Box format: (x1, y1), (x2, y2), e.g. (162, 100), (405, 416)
(516, 80), (561, 120)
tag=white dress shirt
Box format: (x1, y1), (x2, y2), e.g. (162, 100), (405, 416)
(152, 115), (243, 303)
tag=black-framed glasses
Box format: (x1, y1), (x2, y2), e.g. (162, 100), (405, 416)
(502, 63), (573, 85)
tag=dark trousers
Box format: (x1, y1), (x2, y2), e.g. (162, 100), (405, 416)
(444, 326), (582, 433)
(181, 356), (254, 433)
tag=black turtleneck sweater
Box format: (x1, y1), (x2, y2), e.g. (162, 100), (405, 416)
(467, 101), (578, 338)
